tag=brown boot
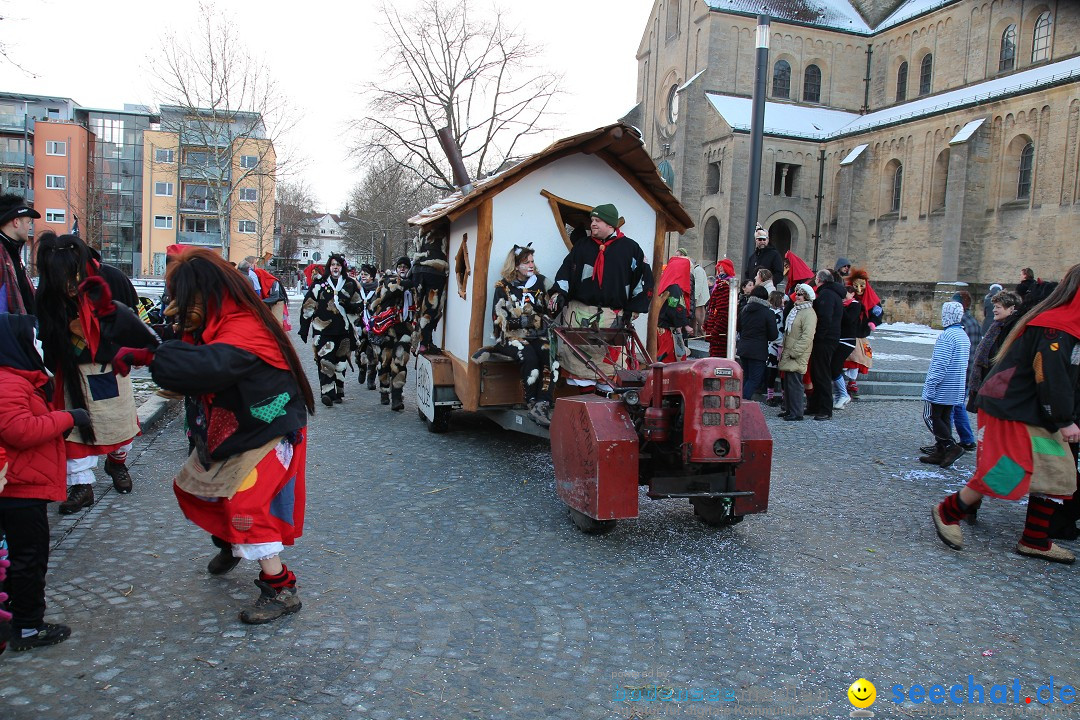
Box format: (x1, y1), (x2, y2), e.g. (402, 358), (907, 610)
(58, 484), (94, 515)
(238, 580), (302, 624)
(103, 458), (132, 494)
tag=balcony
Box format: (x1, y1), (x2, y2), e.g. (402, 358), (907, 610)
(179, 164), (230, 182)
(179, 198), (220, 214)
(0, 151), (33, 168)
(0, 114), (34, 134)
(178, 231), (222, 246)
(179, 130), (231, 148)
(0, 187), (32, 202)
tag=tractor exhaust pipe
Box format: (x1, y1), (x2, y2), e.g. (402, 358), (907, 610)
(644, 363), (669, 442)
(437, 127), (473, 195)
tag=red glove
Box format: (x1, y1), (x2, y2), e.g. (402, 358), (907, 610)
(79, 276), (116, 318)
(112, 346), (155, 376)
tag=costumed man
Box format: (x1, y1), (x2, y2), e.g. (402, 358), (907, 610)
(704, 258), (736, 358)
(298, 253), (361, 407)
(238, 255), (287, 325)
(655, 254), (694, 363)
(406, 229), (449, 354)
(783, 251), (815, 305)
(473, 244), (557, 427)
(744, 224), (784, 285)
(0, 193), (38, 315)
(111, 247), (315, 623)
(355, 263), (380, 390)
(549, 203), (654, 388)
(841, 268), (882, 398)
(367, 257), (414, 411)
(34, 232), (146, 513)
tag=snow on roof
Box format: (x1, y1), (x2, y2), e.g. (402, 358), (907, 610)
(707, 55), (1080, 142)
(704, 0), (870, 33)
(949, 118), (986, 145)
(678, 70), (706, 93)
(703, 0), (957, 34)
(839, 144), (868, 165)
(706, 94), (860, 139)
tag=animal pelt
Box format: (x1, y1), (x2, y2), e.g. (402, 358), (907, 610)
(412, 229), (449, 275)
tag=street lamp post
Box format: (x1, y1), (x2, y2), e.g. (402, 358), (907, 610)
(744, 14), (770, 277)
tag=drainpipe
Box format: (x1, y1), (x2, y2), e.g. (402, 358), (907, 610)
(862, 44), (873, 114)
(812, 148), (825, 270)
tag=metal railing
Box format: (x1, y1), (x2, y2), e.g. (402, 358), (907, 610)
(0, 151), (33, 168)
(0, 114), (34, 133)
(179, 198), (220, 213)
(178, 231), (222, 246)
(179, 164), (230, 182)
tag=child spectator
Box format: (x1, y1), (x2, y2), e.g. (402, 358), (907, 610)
(657, 284), (694, 362)
(920, 302), (971, 468)
(0, 314), (91, 651)
(765, 290), (785, 405)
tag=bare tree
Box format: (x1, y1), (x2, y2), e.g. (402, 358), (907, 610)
(354, 0), (561, 192)
(274, 179), (316, 275)
(343, 156), (438, 268)
(149, 2), (297, 262)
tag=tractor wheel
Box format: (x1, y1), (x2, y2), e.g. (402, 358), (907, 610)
(691, 498), (744, 528)
(568, 507), (617, 535)
(418, 407), (450, 433)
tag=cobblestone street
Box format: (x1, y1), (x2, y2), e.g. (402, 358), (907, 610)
(1, 326), (1076, 720)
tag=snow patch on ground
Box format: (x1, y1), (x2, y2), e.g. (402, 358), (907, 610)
(871, 353), (924, 361)
(874, 323), (940, 345)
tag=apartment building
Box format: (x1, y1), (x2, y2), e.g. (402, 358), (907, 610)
(142, 106), (276, 276)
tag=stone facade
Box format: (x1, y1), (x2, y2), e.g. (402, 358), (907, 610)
(633, 0), (1080, 322)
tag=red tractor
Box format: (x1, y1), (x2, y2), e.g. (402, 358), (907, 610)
(549, 326), (772, 534)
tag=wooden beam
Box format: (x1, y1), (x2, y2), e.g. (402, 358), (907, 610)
(540, 188), (594, 251)
(647, 215), (665, 358)
(581, 126), (625, 155)
(461, 198), (495, 412)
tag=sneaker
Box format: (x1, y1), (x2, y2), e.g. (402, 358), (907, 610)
(207, 547), (241, 576)
(932, 505), (963, 550)
(833, 396), (851, 410)
(103, 458), (132, 494)
(528, 400), (551, 428)
(938, 444), (965, 469)
(9, 623), (71, 651)
(239, 580), (302, 624)
(58, 484), (94, 515)
(1015, 542), (1075, 565)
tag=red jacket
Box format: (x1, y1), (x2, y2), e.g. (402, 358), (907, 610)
(0, 366), (73, 502)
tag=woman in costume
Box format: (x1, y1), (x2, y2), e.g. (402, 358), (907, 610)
(841, 268), (883, 398)
(704, 258), (736, 358)
(931, 263), (1080, 564)
(655, 254), (694, 363)
(112, 248), (316, 623)
(34, 232), (145, 514)
(298, 253), (362, 407)
(355, 263), (380, 390)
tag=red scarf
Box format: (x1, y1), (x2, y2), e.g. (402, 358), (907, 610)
(193, 294), (289, 370)
(592, 230), (624, 286)
(76, 260), (103, 360)
(1027, 287), (1080, 339)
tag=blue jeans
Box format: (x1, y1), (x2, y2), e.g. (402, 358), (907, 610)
(741, 358), (766, 400)
(952, 402), (975, 445)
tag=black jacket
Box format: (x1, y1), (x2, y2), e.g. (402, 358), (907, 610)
(976, 326), (1080, 432)
(151, 341), (307, 463)
(736, 297), (779, 361)
(812, 281), (845, 344)
(744, 245), (784, 283)
(839, 299), (861, 341)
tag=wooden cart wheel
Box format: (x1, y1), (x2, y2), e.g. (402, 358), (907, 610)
(568, 507), (617, 535)
(690, 498), (744, 527)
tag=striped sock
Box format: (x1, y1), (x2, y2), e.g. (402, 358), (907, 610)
(260, 565), (296, 589)
(1020, 496), (1057, 551)
(108, 449), (128, 464)
(939, 492), (967, 525)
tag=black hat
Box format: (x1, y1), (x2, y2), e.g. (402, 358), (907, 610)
(0, 193), (41, 226)
(360, 263), (377, 277)
(751, 285), (769, 300)
(395, 256), (411, 269)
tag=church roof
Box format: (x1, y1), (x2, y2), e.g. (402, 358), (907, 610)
(703, 0), (955, 34)
(706, 54), (1080, 140)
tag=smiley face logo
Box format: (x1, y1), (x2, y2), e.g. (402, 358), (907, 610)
(848, 678), (876, 709)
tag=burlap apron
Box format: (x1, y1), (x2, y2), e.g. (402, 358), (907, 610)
(847, 337), (873, 371)
(66, 363), (140, 446)
(554, 301), (626, 383)
(174, 435), (283, 499)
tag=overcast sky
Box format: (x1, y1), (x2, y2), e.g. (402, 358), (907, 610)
(4, 0), (652, 212)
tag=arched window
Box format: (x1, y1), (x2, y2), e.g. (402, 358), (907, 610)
(896, 62), (908, 102)
(891, 164), (903, 213)
(706, 160), (721, 194)
(666, 0), (680, 39)
(772, 60), (791, 99)
(919, 54), (933, 96)
(804, 64), (821, 103)
(702, 217), (720, 269)
(999, 25), (1016, 71)
(1017, 141), (1035, 199)
(1032, 12), (1052, 62)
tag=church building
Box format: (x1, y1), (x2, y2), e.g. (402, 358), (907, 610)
(627, 1), (1080, 320)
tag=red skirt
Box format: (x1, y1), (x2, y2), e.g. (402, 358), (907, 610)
(967, 413), (1076, 501)
(174, 429), (307, 545)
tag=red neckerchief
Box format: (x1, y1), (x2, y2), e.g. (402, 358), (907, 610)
(191, 294), (290, 370)
(76, 260), (103, 360)
(592, 230), (624, 286)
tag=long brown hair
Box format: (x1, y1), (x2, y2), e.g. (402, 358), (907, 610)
(165, 248), (316, 413)
(995, 262), (1080, 363)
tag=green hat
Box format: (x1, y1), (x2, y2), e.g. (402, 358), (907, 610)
(590, 203), (619, 227)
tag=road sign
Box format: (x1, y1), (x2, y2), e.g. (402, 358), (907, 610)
(312, 252), (321, 261)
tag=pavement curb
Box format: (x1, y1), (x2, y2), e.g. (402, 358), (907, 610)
(137, 393), (180, 430)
